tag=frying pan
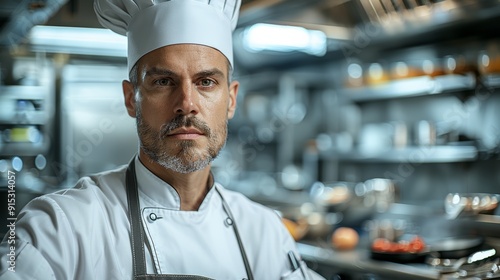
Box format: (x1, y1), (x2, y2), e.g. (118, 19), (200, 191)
(371, 235), (485, 263)
(370, 250), (429, 263)
(428, 235), (484, 259)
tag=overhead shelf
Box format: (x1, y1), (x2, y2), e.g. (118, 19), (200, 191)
(482, 74), (500, 89)
(0, 85), (52, 125)
(0, 112), (48, 125)
(0, 85), (50, 98)
(321, 145), (478, 163)
(0, 141), (50, 157)
(341, 74), (476, 102)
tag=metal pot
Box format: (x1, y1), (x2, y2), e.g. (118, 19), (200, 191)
(310, 179), (397, 227)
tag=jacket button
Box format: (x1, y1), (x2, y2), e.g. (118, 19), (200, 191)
(149, 213), (163, 222)
(224, 217), (233, 227)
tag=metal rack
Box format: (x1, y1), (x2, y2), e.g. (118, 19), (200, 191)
(321, 145), (478, 163)
(0, 85), (53, 157)
(341, 74), (476, 102)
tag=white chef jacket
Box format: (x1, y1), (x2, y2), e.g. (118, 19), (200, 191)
(0, 157), (323, 280)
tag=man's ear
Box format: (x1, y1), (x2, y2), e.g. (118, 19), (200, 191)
(123, 80), (137, 118)
(227, 80), (239, 119)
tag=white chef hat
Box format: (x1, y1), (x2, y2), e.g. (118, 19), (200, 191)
(94, 0), (242, 73)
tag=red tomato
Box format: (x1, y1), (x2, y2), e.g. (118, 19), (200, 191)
(372, 238), (391, 252)
(372, 235), (426, 253)
(395, 240), (410, 253)
(409, 236), (425, 252)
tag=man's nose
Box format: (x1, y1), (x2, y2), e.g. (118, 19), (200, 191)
(174, 82), (199, 115)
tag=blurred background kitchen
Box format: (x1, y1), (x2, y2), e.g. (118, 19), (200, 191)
(1, 0), (500, 279)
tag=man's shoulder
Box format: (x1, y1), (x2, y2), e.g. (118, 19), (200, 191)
(26, 164), (129, 214)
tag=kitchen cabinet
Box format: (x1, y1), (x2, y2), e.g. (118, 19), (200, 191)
(0, 57), (56, 192)
(0, 85), (52, 156)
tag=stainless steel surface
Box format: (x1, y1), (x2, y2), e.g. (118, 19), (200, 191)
(297, 242), (440, 280)
(299, 238), (500, 280)
(59, 63), (137, 185)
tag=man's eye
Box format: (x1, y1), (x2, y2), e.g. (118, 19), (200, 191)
(199, 79), (215, 87)
(155, 79), (172, 86)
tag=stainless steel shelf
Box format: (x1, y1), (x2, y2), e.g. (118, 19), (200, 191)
(0, 141), (50, 156)
(0, 85), (52, 125)
(321, 145), (478, 163)
(476, 214), (500, 225)
(0, 85), (50, 98)
(0, 112), (48, 125)
(341, 75), (476, 102)
(482, 74), (500, 89)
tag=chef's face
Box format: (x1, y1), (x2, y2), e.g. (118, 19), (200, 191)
(123, 44), (238, 173)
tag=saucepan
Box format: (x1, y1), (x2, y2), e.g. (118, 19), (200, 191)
(310, 178), (397, 227)
(278, 201), (339, 241)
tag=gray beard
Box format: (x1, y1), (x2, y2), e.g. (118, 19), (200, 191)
(146, 142), (214, 174)
(136, 109), (226, 174)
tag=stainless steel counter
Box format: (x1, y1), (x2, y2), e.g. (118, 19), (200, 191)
(298, 215), (500, 280)
(297, 242), (439, 280)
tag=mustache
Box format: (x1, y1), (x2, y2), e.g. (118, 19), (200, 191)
(159, 115), (211, 139)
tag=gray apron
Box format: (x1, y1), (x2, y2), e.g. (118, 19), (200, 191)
(126, 159), (254, 280)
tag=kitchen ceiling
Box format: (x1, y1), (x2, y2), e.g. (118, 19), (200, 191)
(1, 0), (500, 59)
(0, 0), (67, 46)
(0, 0), (362, 48)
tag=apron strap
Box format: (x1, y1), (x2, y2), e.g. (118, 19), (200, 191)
(126, 158), (148, 276)
(216, 187), (255, 280)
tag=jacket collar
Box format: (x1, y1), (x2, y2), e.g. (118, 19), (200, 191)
(133, 156), (216, 211)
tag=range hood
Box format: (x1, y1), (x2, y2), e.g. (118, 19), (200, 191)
(235, 0), (500, 71)
(1, 0), (500, 47)
(0, 0), (499, 70)
(239, 0), (500, 39)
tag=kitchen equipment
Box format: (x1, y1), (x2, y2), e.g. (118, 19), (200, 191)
(414, 120), (436, 146)
(428, 247), (499, 278)
(345, 61), (364, 87)
(277, 203), (337, 241)
(358, 123), (394, 153)
(445, 193), (500, 219)
(371, 246), (429, 264)
(428, 236), (485, 260)
(311, 178), (396, 227)
(479, 41), (500, 75)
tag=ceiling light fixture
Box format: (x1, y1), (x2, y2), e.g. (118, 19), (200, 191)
(242, 23), (327, 56)
(28, 25), (127, 57)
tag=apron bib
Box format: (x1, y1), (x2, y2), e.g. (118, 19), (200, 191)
(126, 159), (254, 280)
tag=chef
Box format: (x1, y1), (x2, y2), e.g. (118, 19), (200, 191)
(0, 0), (324, 279)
